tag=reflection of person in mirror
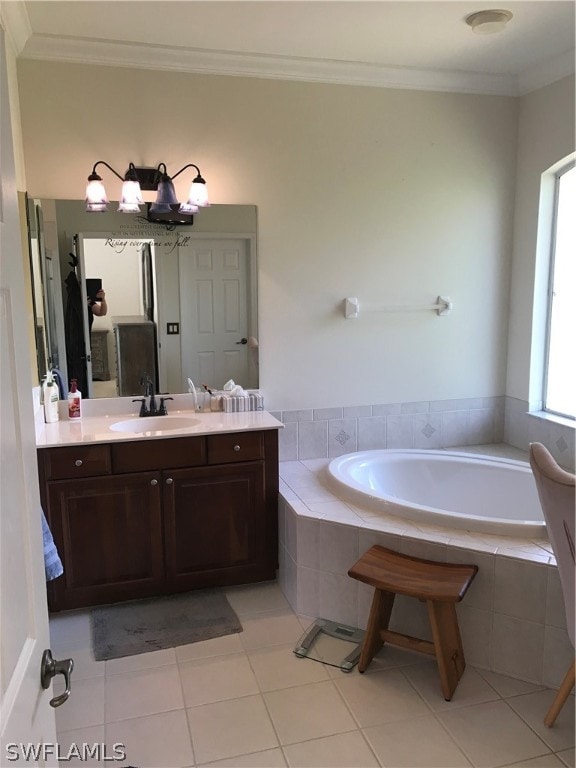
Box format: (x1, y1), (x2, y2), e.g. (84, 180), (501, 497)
(88, 288), (107, 333)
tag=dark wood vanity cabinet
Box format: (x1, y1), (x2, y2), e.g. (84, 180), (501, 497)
(45, 472), (165, 609)
(37, 430), (279, 611)
(164, 462), (266, 592)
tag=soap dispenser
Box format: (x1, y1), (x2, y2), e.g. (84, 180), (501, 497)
(68, 379), (82, 419)
(42, 372), (60, 423)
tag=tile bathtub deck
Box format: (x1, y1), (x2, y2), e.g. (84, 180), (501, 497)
(279, 444), (556, 565)
(52, 581), (575, 768)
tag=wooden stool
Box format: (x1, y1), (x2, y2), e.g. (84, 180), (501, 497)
(348, 545), (478, 701)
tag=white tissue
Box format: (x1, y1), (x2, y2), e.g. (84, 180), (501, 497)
(222, 379), (247, 397)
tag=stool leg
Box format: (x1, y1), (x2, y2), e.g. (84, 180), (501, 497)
(544, 660), (575, 727)
(427, 600), (465, 701)
(358, 589), (395, 673)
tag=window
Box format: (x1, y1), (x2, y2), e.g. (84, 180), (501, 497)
(543, 162), (575, 420)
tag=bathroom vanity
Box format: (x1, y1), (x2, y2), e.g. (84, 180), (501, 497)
(36, 406), (281, 612)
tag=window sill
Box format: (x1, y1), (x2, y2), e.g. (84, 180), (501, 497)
(526, 410), (575, 430)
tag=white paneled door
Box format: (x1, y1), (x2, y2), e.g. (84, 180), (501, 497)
(0, 26), (58, 765)
(179, 239), (251, 389)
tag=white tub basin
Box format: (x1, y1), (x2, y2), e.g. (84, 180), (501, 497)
(327, 449), (546, 537)
(110, 416), (200, 433)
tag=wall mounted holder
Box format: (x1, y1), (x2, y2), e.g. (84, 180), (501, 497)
(343, 295), (452, 319)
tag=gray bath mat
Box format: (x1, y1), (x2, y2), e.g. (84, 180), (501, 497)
(91, 589), (242, 661)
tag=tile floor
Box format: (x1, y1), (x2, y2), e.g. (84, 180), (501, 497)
(51, 581), (575, 768)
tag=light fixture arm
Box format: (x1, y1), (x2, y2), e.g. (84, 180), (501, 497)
(89, 160), (125, 182)
(156, 162), (168, 178)
(171, 163), (203, 182)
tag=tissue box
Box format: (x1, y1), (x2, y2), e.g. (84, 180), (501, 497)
(222, 391), (264, 413)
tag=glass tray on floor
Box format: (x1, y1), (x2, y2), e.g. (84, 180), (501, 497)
(293, 619), (365, 672)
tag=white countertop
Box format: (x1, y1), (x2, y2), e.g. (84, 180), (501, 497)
(35, 393), (283, 448)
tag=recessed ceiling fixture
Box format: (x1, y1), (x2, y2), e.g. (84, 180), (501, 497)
(465, 9), (513, 34)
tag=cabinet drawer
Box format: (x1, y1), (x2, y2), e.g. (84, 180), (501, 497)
(40, 445), (112, 480)
(112, 436), (206, 473)
(207, 432), (263, 464)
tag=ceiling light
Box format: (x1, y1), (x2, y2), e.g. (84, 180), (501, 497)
(465, 9), (513, 34)
(85, 161), (210, 215)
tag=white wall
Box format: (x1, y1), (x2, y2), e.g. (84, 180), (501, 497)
(506, 75), (575, 404)
(17, 60), (519, 411)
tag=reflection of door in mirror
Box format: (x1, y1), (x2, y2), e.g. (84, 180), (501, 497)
(24, 194), (67, 385)
(154, 235), (258, 395)
(75, 234), (158, 398)
(26, 196), (48, 377)
(178, 239), (256, 390)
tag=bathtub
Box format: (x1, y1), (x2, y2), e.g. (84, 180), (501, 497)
(327, 449), (546, 537)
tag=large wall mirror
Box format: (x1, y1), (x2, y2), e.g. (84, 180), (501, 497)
(26, 199), (258, 399)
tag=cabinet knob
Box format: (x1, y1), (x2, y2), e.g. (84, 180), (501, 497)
(165, 477), (173, 485)
(150, 479), (158, 486)
(75, 459), (83, 467)
(233, 445), (241, 452)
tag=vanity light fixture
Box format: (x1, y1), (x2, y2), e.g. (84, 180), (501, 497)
(85, 161), (210, 214)
(465, 9), (513, 34)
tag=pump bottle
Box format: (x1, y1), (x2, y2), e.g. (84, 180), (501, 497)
(42, 372), (60, 423)
(68, 379), (82, 419)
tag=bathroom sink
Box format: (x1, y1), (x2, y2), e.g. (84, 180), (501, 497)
(109, 416), (200, 433)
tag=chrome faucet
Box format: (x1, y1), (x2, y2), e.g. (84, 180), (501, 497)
(133, 373), (172, 416)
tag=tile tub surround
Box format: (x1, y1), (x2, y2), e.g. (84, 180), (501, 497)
(272, 396), (575, 470)
(273, 398), (506, 462)
(504, 397), (575, 470)
(277, 447), (574, 689)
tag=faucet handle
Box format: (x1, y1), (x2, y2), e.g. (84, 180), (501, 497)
(132, 397), (148, 417)
(159, 396), (173, 415)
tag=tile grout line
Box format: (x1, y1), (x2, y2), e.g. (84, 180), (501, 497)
(243, 639), (292, 759)
(325, 667), (386, 768)
(502, 696), (567, 759)
(174, 648), (198, 768)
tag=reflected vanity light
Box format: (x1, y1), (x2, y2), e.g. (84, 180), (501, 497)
(85, 161), (210, 214)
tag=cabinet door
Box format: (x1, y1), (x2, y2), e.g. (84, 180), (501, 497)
(47, 472), (164, 610)
(164, 462), (275, 591)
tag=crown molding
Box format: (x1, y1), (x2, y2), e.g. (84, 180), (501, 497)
(0, 1), (31, 56)
(21, 34), (520, 96)
(517, 49), (575, 95)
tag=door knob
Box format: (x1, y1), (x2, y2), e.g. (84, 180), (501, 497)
(41, 649), (74, 708)
(236, 338), (248, 345)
